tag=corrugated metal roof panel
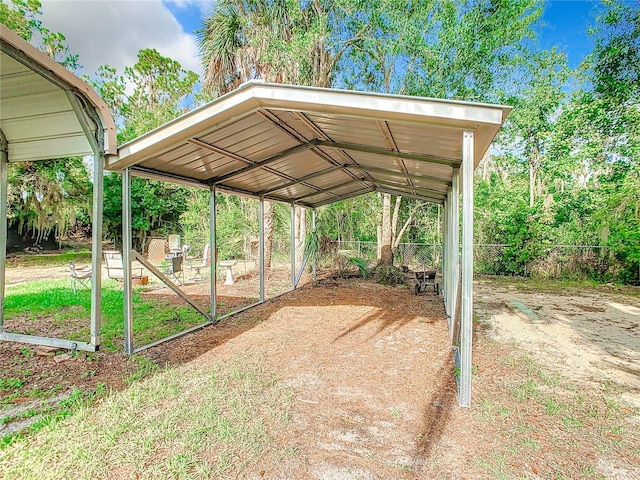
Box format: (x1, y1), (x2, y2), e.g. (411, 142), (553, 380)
(111, 82), (510, 207)
(1, 27), (116, 160)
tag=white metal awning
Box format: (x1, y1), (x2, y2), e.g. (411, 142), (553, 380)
(111, 82), (510, 207)
(0, 24), (116, 162)
(1, 24), (116, 354)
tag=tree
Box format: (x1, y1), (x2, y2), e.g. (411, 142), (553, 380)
(89, 49), (198, 144)
(88, 50), (199, 244)
(501, 49), (569, 207)
(339, 0), (544, 264)
(196, 0), (366, 267)
(1, 0), (86, 245)
(0, 0), (79, 69)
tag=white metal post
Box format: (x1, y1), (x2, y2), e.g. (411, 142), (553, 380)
(290, 204), (296, 290)
(451, 167), (460, 326)
(90, 154), (104, 348)
(0, 133), (7, 333)
(259, 199), (265, 302)
(312, 209), (317, 281)
(209, 186), (217, 320)
(443, 195), (450, 315)
(122, 168), (133, 354)
(460, 130), (475, 407)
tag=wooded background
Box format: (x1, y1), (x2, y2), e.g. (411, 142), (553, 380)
(1, 0), (638, 283)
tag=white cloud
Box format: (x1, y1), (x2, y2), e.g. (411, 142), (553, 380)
(39, 0), (203, 79)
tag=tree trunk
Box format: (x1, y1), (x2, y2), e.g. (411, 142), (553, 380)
(295, 207), (306, 266)
(263, 200), (274, 268)
(390, 196), (401, 246)
(378, 193), (392, 264)
(529, 141), (540, 208)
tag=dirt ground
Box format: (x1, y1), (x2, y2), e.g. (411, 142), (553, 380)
(1, 268), (640, 478)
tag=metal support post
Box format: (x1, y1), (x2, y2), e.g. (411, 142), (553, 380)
(312, 209), (317, 281)
(259, 199), (265, 302)
(0, 131), (8, 333)
(451, 167), (460, 325)
(122, 168), (133, 354)
(460, 130), (475, 407)
(439, 203), (445, 296)
(90, 153), (104, 348)
(209, 186), (217, 320)
(443, 196), (449, 315)
(290, 204), (296, 290)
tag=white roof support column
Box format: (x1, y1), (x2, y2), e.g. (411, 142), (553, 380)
(0, 130), (7, 334)
(443, 195), (450, 318)
(90, 153), (104, 348)
(312, 209), (317, 281)
(209, 186), (217, 320)
(459, 130), (475, 407)
(122, 167), (134, 354)
(259, 199), (265, 303)
(451, 167), (460, 331)
(290, 204), (296, 290)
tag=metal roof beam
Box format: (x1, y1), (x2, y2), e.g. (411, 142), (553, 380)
(292, 179), (364, 202)
(376, 120), (414, 189)
(367, 178), (446, 198)
(260, 109), (369, 189)
(131, 166), (209, 189)
(317, 140), (457, 166)
(1, 41), (72, 92)
(210, 140), (319, 184)
(311, 187), (377, 208)
(188, 138), (254, 166)
(345, 164), (450, 187)
(257, 163), (350, 196)
(376, 187), (443, 204)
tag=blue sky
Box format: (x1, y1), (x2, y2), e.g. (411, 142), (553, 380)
(540, 0), (601, 68)
(37, 0), (605, 82)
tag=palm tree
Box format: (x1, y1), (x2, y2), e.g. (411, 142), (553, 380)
(197, 0), (362, 267)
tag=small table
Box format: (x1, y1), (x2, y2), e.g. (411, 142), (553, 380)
(219, 260), (237, 285)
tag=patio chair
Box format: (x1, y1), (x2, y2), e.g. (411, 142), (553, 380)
(69, 261), (91, 294)
(103, 250), (144, 284)
(187, 243), (211, 281)
(166, 254), (185, 285)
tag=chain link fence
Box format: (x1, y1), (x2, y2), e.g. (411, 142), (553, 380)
(330, 241), (623, 282)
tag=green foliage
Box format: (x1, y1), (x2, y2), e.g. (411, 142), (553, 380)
(374, 265), (406, 286)
(348, 257), (371, 279)
(89, 49), (198, 143)
(102, 174), (190, 248)
(3, 279), (206, 352)
(340, 0), (542, 101)
(303, 229), (320, 264)
(0, 0), (79, 69)
(6, 158), (91, 245)
(196, 0), (346, 97)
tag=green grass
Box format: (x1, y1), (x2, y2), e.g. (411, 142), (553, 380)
(4, 279), (207, 351)
(476, 349), (640, 479)
(0, 356), (294, 479)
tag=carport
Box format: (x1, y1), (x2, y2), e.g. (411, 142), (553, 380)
(0, 26), (116, 352)
(109, 81), (510, 406)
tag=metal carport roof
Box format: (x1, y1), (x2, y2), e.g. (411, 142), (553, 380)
(111, 81), (510, 407)
(1, 23), (116, 353)
(0, 24), (116, 161)
(110, 81), (510, 206)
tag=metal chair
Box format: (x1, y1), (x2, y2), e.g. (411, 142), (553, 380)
(103, 250), (144, 285)
(166, 254), (185, 285)
(187, 243), (211, 281)
(69, 261), (91, 294)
